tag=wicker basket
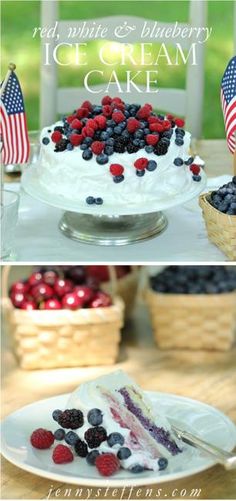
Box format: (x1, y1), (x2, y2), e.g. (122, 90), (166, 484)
(199, 193), (236, 261)
(102, 266), (139, 318)
(146, 288), (236, 351)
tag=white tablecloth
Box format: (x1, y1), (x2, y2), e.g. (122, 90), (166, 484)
(4, 177), (231, 262)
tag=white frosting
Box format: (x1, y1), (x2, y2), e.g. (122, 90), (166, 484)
(67, 371), (181, 472)
(35, 121), (202, 207)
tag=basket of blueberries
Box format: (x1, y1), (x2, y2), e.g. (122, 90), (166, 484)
(146, 266), (236, 351)
(199, 177), (236, 260)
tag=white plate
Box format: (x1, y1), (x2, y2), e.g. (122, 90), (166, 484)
(21, 166), (207, 216)
(1, 392), (235, 487)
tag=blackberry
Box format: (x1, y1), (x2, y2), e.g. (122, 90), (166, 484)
(127, 142), (139, 154)
(74, 438), (88, 457)
(84, 426), (107, 448)
(154, 141), (169, 156)
(93, 131), (102, 140)
(114, 138), (126, 153)
(58, 409), (84, 429)
(55, 138), (68, 152)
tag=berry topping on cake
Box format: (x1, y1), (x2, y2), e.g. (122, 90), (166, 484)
(86, 450), (100, 465)
(95, 453), (120, 477)
(110, 164), (124, 176)
(192, 174), (201, 182)
(112, 111), (125, 123)
(57, 409), (84, 429)
(42, 137), (50, 145)
(107, 432), (125, 447)
(52, 444), (74, 464)
(84, 426), (107, 448)
(71, 119), (83, 130)
(146, 134), (159, 146)
(127, 117), (140, 133)
(87, 408), (103, 426)
(134, 158), (148, 170)
(65, 431), (79, 446)
(91, 141), (105, 155)
(147, 160), (157, 171)
(113, 175), (124, 183)
(70, 134), (83, 146)
(101, 95), (112, 105)
(158, 457), (168, 470)
(117, 447), (132, 460)
(190, 164), (201, 175)
(174, 118), (185, 127)
(74, 438), (88, 457)
(86, 196), (95, 205)
(54, 428), (65, 441)
(30, 428), (54, 449)
(51, 131), (62, 143)
(174, 158), (184, 166)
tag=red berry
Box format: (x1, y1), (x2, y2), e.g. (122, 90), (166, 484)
(134, 158), (149, 170)
(101, 96), (112, 105)
(67, 115), (76, 124)
(28, 272), (43, 288)
(82, 126), (95, 138)
(88, 291), (112, 308)
(146, 134), (159, 146)
(112, 111), (125, 124)
(110, 164), (124, 176)
(137, 105), (151, 120)
(52, 444), (74, 464)
(30, 428), (54, 449)
(95, 453), (120, 476)
(148, 116), (159, 124)
(74, 285), (94, 304)
(21, 300), (37, 310)
(81, 100), (93, 111)
(51, 131), (62, 143)
(10, 291), (26, 308)
(76, 107), (89, 119)
(94, 115), (106, 129)
(162, 120), (171, 130)
(54, 278), (73, 297)
(31, 283), (54, 303)
(190, 164), (201, 175)
(61, 292), (83, 310)
(70, 134), (83, 146)
(127, 118), (140, 133)
(41, 298), (62, 310)
(149, 123), (164, 132)
(166, 113), (174, 120)
(102, 105), (112, 117)
(86, 119), (98, 130)
(112, 101), (125, 111)
(10, 280), (29, 295)
(112, 97), (123, 105)
(71, 119), (83, 130)
(175, 118), (185, 127)
(91, 141), (105, 155)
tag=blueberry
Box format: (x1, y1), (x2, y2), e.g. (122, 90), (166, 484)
(158, 114), (164, 120)
(107, 432), (124, 447)
(84, 137), (93, 145)
(136, 169), (145, 177)
(131, 464), (145, 473)
(133, 139), (140, 147)
(175, 128), (185, 136)
(96, 154), (108, 165)
(185, 156), (194, 165)
(139, 140), (145, 148)
(86, 450), (100, 465)
(80, 143), (88, 150)
(161, 137), (170, 145)
(114, 126), (122, 135)
(104, 145), (114, 156)
(66, 143), (73, 151)
(144, 128), (150, 135)
(82, 148), (93, 160)
(65, 431), (78, 445)
(95, 197), (103, 205)
(192, 175), (201, 182)
(145, 145), (154, 153)
(117, 447), (131, 460)
(54, 428), (65, 440)
(113, 175), (124, 183)
(158, 457), (168, 470)
(175, 138), (184, 146)
(174, 157), (184, 166)
(147, 160), (157, 171)
(106, 127), (114, 137)
(93, 106), (102, 114)
(86, 196), (95, 205)
(232, 176), (236, 185)
(100, 131), (109, 141)
(134, 130), (144, 139)
(42, 137), (50, 145)
(87, 408), (103, 426)
(124, 110), (130, 118)
(52, 409), (62, 422)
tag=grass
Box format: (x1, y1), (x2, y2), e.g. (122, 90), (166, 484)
(1, 0), (234, 138)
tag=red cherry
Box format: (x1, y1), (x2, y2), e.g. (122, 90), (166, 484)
(61, 293), (83, 310)
(10, 292), (27, 308)
(74, 286), (94, 305)
(41, 298), (62, 310)
(42, 270), (58, 286)
(21, 300), (37, 310)
(54, 278), (73, 297)
(88, 291), (112, 308)
(31, 283), (54, 303)
(28, 272), (43, 288)
(10, 280), (29, 295)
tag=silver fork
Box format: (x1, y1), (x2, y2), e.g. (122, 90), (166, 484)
(171, 424), (236, 470)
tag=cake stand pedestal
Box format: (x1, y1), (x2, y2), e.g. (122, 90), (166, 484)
(58, 211), (168, 246)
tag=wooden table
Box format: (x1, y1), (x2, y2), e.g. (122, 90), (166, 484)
(2, 301), (236, 500)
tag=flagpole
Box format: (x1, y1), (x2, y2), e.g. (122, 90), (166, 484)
(0, 63), (16, 97)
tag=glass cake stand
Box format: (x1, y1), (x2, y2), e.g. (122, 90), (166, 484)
(21, 166), (207, 246)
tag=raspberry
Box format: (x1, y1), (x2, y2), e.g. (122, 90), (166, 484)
(30, 428), (54, 449)
(175, 118), (185, 128)
(81, 100), (93, 111)
(134, 158), (149, 170)
(149, 123), (164, 133)
(112, 97), (123, 105)
(137, 105), (151, 120)
(58, 409), (84, 429)
(127, 118), (140, 133)
(102, 105), (112, 117)
(101, 96), (112, 105)
(84, 426), (107, 448)
(146, 134), (159, 146)
(162, 120), (171, 130)
(86, 119), (98, 130)
(112, 101), (125, 111)
(82, 126), (95, 138)
(66, 115), (76, 124)
(190, 164), (201, 175)
(148, 116), (159, 124)
(91, 141), (105, 155)
(70, 134), (83, 146)
(95, 115), (107, 129)
(95, 453), (120, 477)
(74, 439), (88, 457)
(112, 111), (125, 124)
(52, 444), (74, 464)
(51, 131), (62, 143)
(167, 113), (174, 120)
(71, 119), (83, 130)
(76, 107), (89, 119)
(110, 164), (124, 176)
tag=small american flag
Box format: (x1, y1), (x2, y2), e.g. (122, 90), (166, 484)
(221, 56), (236, 154)
(0, 71), (30, 164)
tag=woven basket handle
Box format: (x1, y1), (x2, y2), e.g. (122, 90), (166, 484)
(2, 265), (11, 298)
